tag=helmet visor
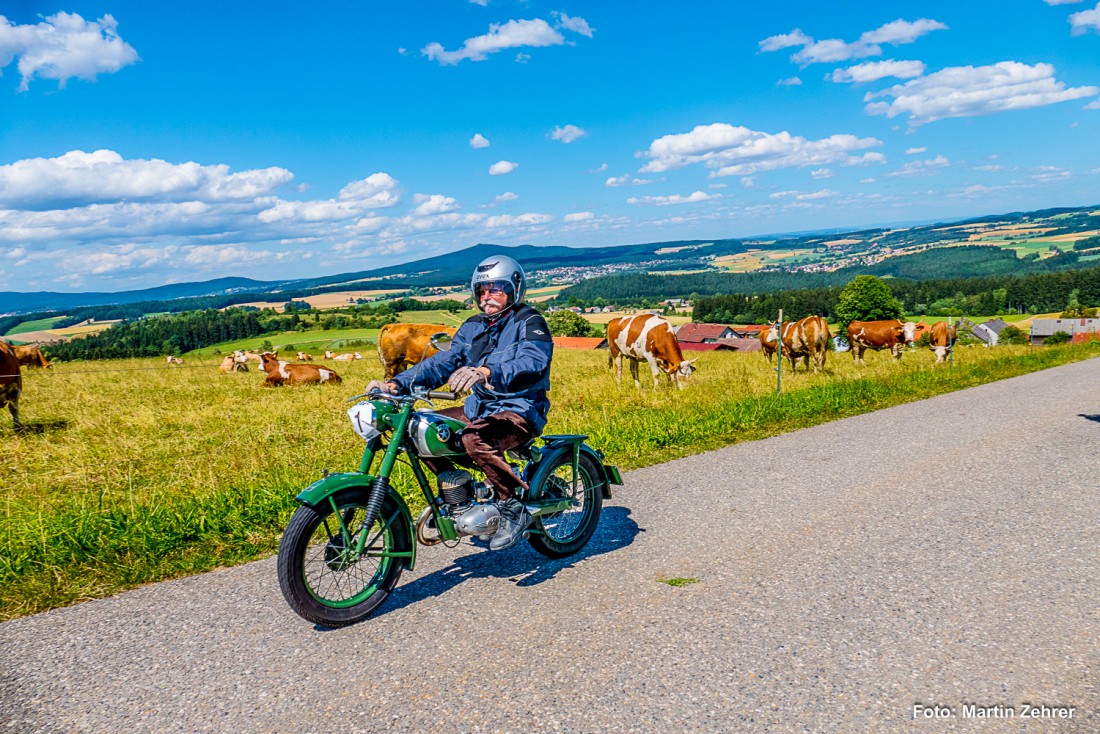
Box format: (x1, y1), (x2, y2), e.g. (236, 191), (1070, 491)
(474, 280), (514, 302)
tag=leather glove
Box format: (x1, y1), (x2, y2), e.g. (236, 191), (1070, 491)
(365, 380), (397, 395)
(448, 366), (489, 393)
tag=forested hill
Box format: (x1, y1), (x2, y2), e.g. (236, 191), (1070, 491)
(557, 245), (1084, 301)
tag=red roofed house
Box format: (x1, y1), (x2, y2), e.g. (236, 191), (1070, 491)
(675, 323), (736, 343)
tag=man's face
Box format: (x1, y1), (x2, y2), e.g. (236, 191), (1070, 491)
(478, 284), (509, 315)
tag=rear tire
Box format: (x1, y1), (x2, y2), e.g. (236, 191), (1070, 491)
(527, 452), (603, 559)
(277, 489), (409, 627)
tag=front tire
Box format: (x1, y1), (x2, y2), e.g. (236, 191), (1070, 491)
(277, 489), (409, 627)
(527, 452), (604, 558)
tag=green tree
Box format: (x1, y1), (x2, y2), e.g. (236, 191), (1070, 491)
(999, 325), (1028, 345)
(546, 310), (591, 337)
(834, 275), (904, 336)
(1044, 330), (1072, 345)
(1061, 289), (1084, 318)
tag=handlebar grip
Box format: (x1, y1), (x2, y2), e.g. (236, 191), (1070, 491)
(427, 390), (459, 401)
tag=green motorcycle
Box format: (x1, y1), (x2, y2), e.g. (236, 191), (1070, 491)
(277, 335), (622, 627)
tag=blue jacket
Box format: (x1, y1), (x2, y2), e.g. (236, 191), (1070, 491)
(391, 304), (554, 433)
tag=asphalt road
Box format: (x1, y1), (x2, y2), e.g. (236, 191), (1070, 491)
(2, 358), (1097, 733)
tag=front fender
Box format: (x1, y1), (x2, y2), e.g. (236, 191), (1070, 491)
(294, 472), (416, 569)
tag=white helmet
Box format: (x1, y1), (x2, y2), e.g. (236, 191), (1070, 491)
(471, 255), (526, 312)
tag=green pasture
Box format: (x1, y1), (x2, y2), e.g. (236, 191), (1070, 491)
(2, 340), (1098, 619)
(5, 316), (67, 336)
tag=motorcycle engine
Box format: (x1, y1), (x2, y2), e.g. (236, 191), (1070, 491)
(454, 503), (501, 538)
(438, 470), (499, 539)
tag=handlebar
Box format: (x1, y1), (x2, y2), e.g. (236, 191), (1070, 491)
(346, 388), (460, 404)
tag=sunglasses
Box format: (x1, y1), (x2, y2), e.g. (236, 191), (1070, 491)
(477, 286), (508, 296)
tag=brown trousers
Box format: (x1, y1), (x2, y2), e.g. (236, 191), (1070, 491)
(421, 407), (535, 500)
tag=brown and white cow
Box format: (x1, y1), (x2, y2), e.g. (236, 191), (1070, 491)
(929, 321), (957, 363)
(377, 323), (458, 379)
(759, 328), (778, 364)
(333, 351), (362, 361)
(296, 351), (313, 361)
(165, 355), (184, 365)
(218, 354), (249, 373)
(0, 340), (21, 430)
(768, 315), (831, 373)
(13, 345), (50, 368)
(846, 319), (917, 365)
(607, 314), (697, 389)
(259, 353), (342, 386)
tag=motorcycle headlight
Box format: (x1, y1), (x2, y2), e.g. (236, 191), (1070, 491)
(347, 401), (382, 441)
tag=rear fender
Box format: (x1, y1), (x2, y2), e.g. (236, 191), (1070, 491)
(535, 435), (622, 500)
(294, 472), (417, 570)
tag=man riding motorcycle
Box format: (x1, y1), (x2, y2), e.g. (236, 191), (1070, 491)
(366, 255), (554, 550)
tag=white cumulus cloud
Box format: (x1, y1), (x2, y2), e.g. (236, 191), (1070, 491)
(0, 12), (139, 91)
(564, 211), (594, 222)
(627, 191), (718, 206)
(1070, 2), (1100, 34)
(830, 59), (925, 83)
(553, 12), (595, 38)
(410, 194), (460, 217)
(887, 154), (950, 176)
(761, 18), (946, 65)
(422, 18), (565, 65)
(777, 76), (802, 86)
(489, 160), (518, 175)
(0, 149), (293, 209)
(640, 123), (883, 177)
(550, 124), (586, 143)
(494, 191), (519, 202)
(865, 61), (1099, 125)
(470, 133), (490, 148)
(905, 147), (928, 154)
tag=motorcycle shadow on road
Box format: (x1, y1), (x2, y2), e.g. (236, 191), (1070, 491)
(371, 506), (642, 619)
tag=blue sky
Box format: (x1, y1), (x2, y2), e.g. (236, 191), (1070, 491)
(1, 0), (1099, 293)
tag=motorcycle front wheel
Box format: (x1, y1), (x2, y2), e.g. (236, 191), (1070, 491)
(527, 452), (603, 558)
(277, 489), (409, 627)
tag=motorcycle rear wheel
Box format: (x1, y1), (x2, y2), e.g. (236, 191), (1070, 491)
(278, 489), (408, 627)
(527, 452), (603, 558)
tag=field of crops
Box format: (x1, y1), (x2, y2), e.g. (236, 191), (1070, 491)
(2, 341), (1098, 619)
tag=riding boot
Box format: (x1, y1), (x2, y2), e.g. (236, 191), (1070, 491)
(489, 497), (532, 551)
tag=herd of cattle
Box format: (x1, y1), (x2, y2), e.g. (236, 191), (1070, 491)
(0, 315), (960, 430)
(607, 313), (957, 389)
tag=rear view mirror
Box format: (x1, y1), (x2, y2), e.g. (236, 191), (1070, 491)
(430, 333), (453, 352)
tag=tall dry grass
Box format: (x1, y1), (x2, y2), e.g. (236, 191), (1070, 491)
(2, 342), (1097, 618)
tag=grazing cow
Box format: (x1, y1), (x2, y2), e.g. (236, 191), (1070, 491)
(377, 323), (459, 379)
(218, 354), (249, 373)
(759, 328), (778, 364)
(929, 321), (957, 363)
(259, 353), (342, 386)
(166, 355), (184, 365)
(607, 313), (697, 389)
(0, 340), (21, 430)
(846, 319), (918, 365)
(333, 351), (362, 361)
(13, 345), (50, 368)
(296, 352), (313, 361)
(768, 315), (831, 373)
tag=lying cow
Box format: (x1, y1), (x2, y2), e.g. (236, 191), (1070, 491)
(847, 319), (917, 365)
(929, 321), (957, 363)
(259, 353), (342, 387)
(768, 315), (831, 373)
(218, 354), (249, 373)
(607, 313), (697, 389)
(296, 352), (313, 361)
(377, 323), (458, 379)
(332, 351), (362, 361)
(0, 340), (21, 430)
(166, 355), (184, 365)
(13, 345), (50, 368)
